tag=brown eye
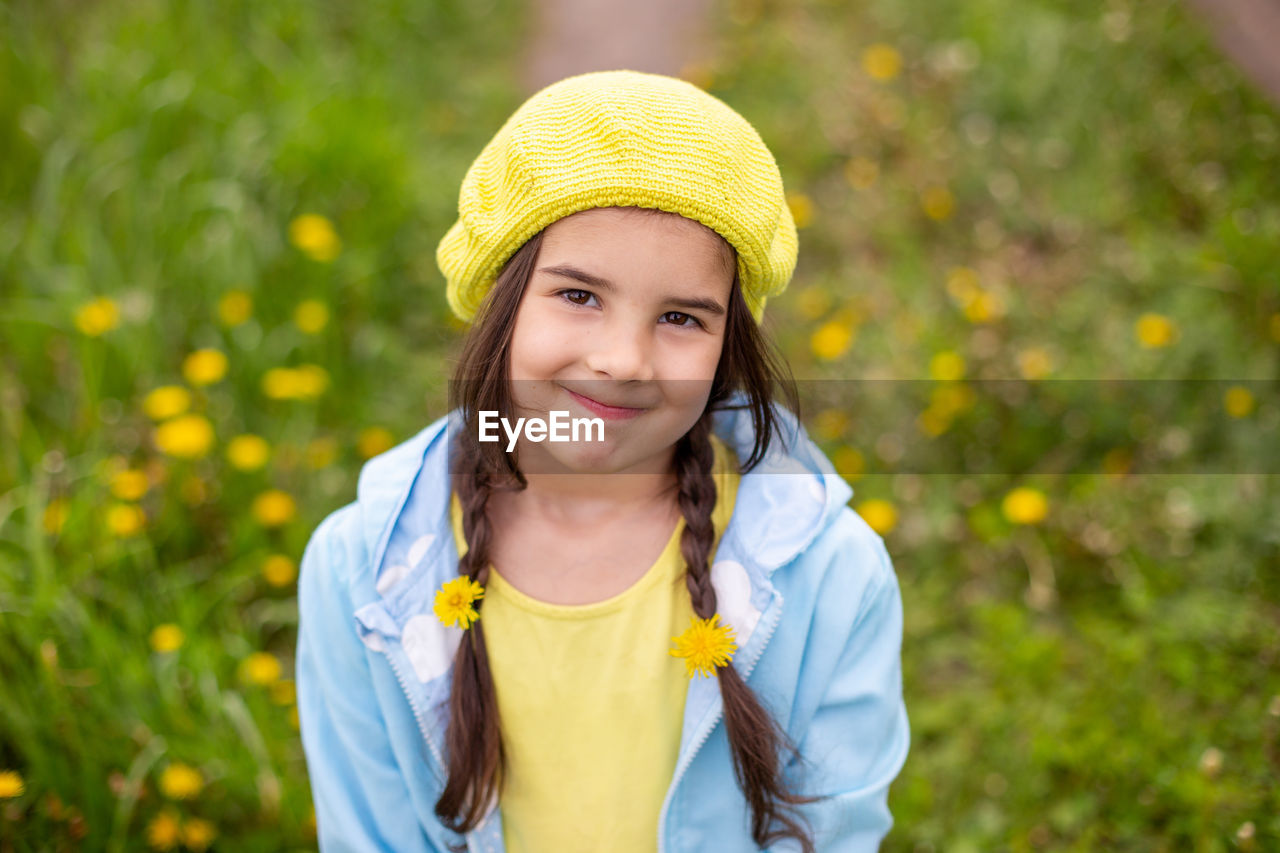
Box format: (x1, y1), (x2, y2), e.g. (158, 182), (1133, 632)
(661, 311), (699, 328)
(560, 289), (594, 306)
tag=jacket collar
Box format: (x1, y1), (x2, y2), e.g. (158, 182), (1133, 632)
(350, 393), (853, 688)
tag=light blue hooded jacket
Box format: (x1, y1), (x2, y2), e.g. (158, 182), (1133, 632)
(296, 399), (910, 852)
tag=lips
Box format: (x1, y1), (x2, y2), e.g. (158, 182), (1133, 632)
(563, 388), (648, 420)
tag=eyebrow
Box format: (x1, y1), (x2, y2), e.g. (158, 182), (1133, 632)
(536, 264), (726, 316)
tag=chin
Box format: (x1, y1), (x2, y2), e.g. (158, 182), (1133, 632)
(543, 442), (629, 475)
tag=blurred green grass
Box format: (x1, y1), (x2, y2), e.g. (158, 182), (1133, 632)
(2, 0), (1278, 849)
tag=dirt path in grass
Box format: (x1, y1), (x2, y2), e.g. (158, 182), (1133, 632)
(521, 0), (716, 94)
(519, 0), (1280, 107)
(1185, 0), (1280, 107)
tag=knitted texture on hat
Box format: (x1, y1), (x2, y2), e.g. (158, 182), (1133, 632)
(436, 69), (797, 324)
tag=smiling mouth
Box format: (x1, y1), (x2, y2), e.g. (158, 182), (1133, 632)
(563, 388), (649, 420)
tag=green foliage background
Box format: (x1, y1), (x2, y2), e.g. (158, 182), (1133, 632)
(1, 0), (1277, 849)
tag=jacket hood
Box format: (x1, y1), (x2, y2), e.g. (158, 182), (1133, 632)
(348, 392), (854, 691)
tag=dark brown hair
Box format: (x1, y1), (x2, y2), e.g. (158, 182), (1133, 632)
(436, 209), (819, 851)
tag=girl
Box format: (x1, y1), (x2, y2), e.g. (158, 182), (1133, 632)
(296, 70), (909, 852)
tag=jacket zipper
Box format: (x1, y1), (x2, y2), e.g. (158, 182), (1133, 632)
(656, 588), (784, 853)
(381, 641), (446, 775)
(383, 640), (503, 853)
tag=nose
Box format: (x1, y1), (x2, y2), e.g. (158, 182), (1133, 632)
(584, 320), (655, 382)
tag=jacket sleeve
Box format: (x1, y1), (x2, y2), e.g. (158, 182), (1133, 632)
(295, 506), (444, 853)
(776, 527), (910, 852)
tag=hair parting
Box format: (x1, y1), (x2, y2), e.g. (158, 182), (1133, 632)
(436, 215), (818, 851)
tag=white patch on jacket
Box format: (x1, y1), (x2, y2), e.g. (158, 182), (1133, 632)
(403, 614), (462, 683)
(711, 560), (760, 644)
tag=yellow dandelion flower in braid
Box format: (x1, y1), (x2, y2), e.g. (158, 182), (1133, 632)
(434, 577), (485, 629)
(670, 614), (738, 678)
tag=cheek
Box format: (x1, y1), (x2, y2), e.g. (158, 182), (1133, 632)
(659, 356), (718, 424)
(668, 341), (721, 421)
(508, 305), (569, 381)
(657, 333), (724, 384)
(671, 380), (715, 421)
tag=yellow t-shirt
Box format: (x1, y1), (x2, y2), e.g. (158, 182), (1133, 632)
(448, 436), (740, 853)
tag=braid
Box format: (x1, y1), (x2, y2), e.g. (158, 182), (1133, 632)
(434, 434), (506, 839)
(676, 416), (718, 619)
(674, 413), (818, 853)
(434, 227), (544, 845)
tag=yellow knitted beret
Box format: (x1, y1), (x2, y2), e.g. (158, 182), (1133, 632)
(436, 69), (797, 324)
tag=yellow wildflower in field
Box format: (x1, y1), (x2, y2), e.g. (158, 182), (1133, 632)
(297, 365), (330, 395)
(786, 192), (814, 229)
(143, 386), (192, 421)
(962, 289), (1005, 323)
(305, 436), (339, 469)
(74, 297), (120, 336)
(294, 299), (330, 334)
(182, 349), (228, 386)
(434, 577), (485, 629)
(917, 407), (952, 437)
(810, 320), (855, 361)
(153, 414), (215, 459)
(218, 290), (253, 326)
(110, 468), (150, 501)
(931, 382), (975, 417)
(669, 614), (737, 678)
(107, 503), (146, 537)
(149, 624), (185, 654)
(832, 446), (865, 480)
(226, 434), (270, 471)
(159, 763), (203, 800)
(357, 427), (395, 459)
(929, 351), (966, 381)
(43, 498), (69, 535)
(1135, 313), (1178, 348)
(844, 156), (879, 190)
(0, 769), (24, 798)
(262, 554), (297, 588)
(261, 365), (329, 400)
(270, 679), (296, 706)
(289, 214), (342, 262)
(1223, 386), (1255, 418)
(946, 267), (980, 302)
(813, 408), (850, 442)
(251, 490), (297, 527)
(181, 818), (217, 852)
(862, 43), (903, 81)
(856, 498), (898, 534)
(1017, 347), (1055, 380)
(145, 811), (181, 850)
(795, 287), (832, 321)
(241, 652), (283, 686)
(921, 186), (955, 221)
(1002, 487), (1049, 525)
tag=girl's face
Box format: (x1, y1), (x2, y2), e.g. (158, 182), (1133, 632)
(506, 206), (734, 476)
